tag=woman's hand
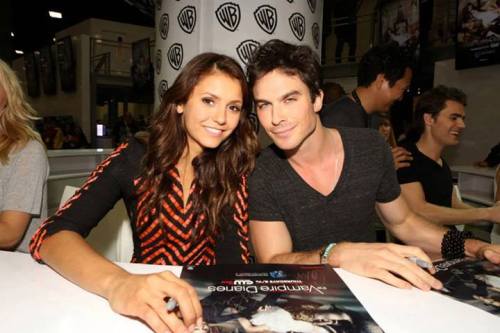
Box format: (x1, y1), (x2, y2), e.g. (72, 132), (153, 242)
(106, 270), (202, 333)
(391, 147), (412, 170)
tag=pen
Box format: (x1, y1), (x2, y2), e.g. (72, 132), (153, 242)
(165, 297), (178, 312)
(407, 255), (433, 269)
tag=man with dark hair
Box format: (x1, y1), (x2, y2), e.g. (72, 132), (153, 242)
(397, 85), (500, 226)
(321, 42), (413, 169)
(247, 39), (500, 291)
(322, 42), (411, 128)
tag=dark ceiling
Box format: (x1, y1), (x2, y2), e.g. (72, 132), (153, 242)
(9, 0), (154, 54)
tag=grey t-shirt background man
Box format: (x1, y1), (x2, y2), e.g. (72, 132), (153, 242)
(321, 43), (413, 170)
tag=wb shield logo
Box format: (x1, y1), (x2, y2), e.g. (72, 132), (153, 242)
(159, 14), (169, 40)
(254, 5), (277, 35)
(312, 22), (320, 49)
(307, 0), (317, 13)
(236, 40), (260, 65)
(216, 2), (241, 32)
(155, 49), (162, 75)
(167, 43), (183, 70)
(158, 80), (168, 100)
(289, 13), (305, 41)
(269, 270), (286, 279)
(178, 6), (196, 34)
(249, 111), (259, 133)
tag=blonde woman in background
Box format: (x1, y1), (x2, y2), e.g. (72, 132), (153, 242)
(0, 59), (49, 252)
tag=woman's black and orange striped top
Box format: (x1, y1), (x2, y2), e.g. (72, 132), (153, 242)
(30, 138), (250, 265)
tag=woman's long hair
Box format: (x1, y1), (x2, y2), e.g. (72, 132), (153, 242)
(138, 53), (258, 237)
(378, 114), (397, 148)
(0, 59), (42, 164)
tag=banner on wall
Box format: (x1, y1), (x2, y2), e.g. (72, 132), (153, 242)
(131, 38), (153, 90)
(456, 0), (500, 70)
(380, 0), (419, 56)
(155, 0), (323, 105)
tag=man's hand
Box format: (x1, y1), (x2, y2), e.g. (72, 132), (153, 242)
(466, 239), (500, 264)
(105, 271), (202, 333)
(391, 147), (412, 170)
(329, 242), (443, 291)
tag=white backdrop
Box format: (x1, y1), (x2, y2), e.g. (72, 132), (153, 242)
(155, 0), (324, 104)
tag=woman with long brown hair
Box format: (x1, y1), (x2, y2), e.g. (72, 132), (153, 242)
(378, 113), (413, 170)
(29, 53), (258, 333)
(377, 114), (397, 148)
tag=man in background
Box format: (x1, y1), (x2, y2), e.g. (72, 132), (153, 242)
(397, 85), (500, 226)
(321, 43), (413, 170)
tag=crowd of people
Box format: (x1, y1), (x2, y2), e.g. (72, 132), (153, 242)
(1, 38), (499, 333)
(36, 117), (89, 149)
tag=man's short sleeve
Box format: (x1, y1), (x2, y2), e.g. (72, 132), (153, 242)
(3, 141), (48, 215)
(376, 142), (401, 203)
(248, 162), (283, 222)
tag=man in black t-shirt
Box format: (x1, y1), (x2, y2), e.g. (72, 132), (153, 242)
(321, 43), (413, 170)
(397, 86), (500, 226)
(246, 40), (500, 292)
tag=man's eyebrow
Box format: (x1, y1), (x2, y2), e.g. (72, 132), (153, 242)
(280, 90), (301, 100)
(254, 98), (270, 104)
(254, 90), (301, 104)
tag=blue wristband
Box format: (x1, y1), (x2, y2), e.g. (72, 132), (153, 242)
(320, 242), (336, 264)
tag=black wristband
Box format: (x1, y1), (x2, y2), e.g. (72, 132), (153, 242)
(441, 228), (473, 260)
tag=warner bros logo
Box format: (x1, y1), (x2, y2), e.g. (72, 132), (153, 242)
(307, 0), (317, 13)
(312, 22), (320, 49)
(215, 2), (241, 32)
(158, 80), (168, 100)
(155, 49), (162, 75)
(236, 40), (260, 65)
(289, 13), (306, 41)
(254, 5), (278, 35)
(178, 6), (196, 34)
(159, 13), (169, 40)
(167, 43), (183, 70)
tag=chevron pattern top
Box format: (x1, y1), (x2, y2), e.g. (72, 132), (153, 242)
(30, 138), (250, 265)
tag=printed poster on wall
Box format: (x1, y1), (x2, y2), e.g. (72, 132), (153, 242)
(456, 0), (500, 69)
(380, 0), (420, 56)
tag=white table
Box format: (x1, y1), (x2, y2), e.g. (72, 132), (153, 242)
(1, 251), (498, 333)
(452, 165), (497, 206)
